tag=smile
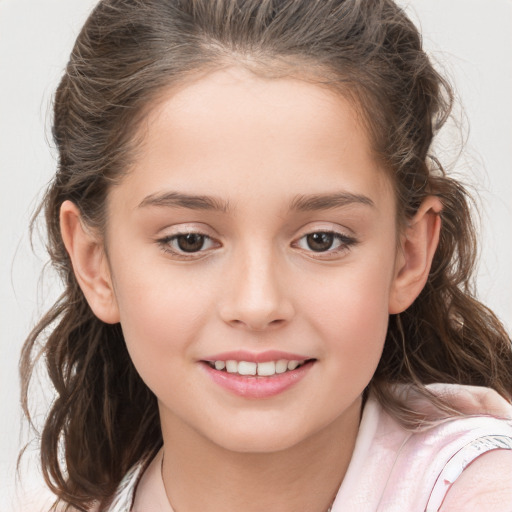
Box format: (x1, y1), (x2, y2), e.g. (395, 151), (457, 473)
(200, 352), (316, 399)
(205, 359), (308, 376)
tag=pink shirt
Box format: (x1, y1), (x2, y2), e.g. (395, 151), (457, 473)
(106, 384), (512, 511)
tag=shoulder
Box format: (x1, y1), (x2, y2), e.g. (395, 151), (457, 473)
(439, 449), (512, 511)
(374, 385), (512, 510)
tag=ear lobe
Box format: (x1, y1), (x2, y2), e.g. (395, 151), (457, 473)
(60, 200), (120, 324)
(389, 196), (442, 314)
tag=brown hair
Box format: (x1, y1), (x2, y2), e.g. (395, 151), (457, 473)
(20, 0), (512, 509)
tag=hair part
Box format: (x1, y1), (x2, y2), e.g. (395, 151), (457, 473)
(20, 0), (512, 509)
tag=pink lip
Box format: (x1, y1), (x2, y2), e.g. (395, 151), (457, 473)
(201, 350), (311, 363)
(200, 359), (315, 399)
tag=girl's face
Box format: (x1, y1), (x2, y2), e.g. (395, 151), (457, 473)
(104, 68), (403, 453)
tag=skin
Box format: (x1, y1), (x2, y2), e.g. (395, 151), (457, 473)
(439, 450), (512, 512)
(61, 67), (442, 512)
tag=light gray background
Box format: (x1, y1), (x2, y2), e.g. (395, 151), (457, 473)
(1, 0), (511, 509)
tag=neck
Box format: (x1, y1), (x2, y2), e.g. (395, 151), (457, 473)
(159, 397), (361, 512)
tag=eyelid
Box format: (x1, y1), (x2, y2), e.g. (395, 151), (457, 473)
(291, 224), (358, 258)
(156, 224), (222, 259)
(154, 222), (357, 260)
(293, 222), (356, 240)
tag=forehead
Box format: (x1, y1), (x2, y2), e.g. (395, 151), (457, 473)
(118, 67), (393, 211)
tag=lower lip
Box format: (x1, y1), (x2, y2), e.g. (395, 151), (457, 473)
(201, 361), (314, 399)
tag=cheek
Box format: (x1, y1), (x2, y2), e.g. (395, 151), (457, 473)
(301, 251), (395, 371)
(111, 264), (216, 377)
(312, 283), (389, 356)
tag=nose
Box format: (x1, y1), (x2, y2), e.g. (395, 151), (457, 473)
(218, 246), (295, 331)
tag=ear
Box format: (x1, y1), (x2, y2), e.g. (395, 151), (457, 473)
(60, 200), (120, 324)
(389, 196), (442, 314)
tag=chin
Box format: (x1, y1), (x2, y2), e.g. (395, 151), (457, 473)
(214, 429), (308, 454)
(201, 414), (330, 455)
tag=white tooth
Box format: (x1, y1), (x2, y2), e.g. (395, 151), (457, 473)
(238, 361), (257, 376)
(257, 361), (276, 376)
(214, 360), (226, 371)
(275, 360), (288, 374)
(226, 360), (238, 373)
(287, 360), (299, 370)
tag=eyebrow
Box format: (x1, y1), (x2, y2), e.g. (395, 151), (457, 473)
(289, 192), (375, 211)
(138, 191), (374, 213)
(138, 191), (231, 212)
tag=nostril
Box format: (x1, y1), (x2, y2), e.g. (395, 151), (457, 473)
(269, 318), (286, 326)
(232, 318), (288, 331)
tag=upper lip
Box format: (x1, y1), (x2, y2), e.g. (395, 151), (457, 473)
(201, 350), (313, 363)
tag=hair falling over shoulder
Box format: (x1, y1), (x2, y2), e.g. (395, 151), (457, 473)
(20, 0), (512, 509)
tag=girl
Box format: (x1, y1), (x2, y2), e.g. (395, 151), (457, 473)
(20, 0), (512, 510)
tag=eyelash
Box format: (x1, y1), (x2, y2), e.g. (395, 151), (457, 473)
(157, 232), (219, 259)
(292, 231), (357, 258)
(157, 230), (357, 260)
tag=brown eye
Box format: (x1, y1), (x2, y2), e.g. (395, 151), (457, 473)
(176, 233), (206, 252)
(306, 232), (335, 252)
(158, 231), (219, 258)
(293, 230), (357, 257)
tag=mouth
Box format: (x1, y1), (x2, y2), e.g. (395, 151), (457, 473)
(200, 352), (316, 398)
(203, 358), (314, 377)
